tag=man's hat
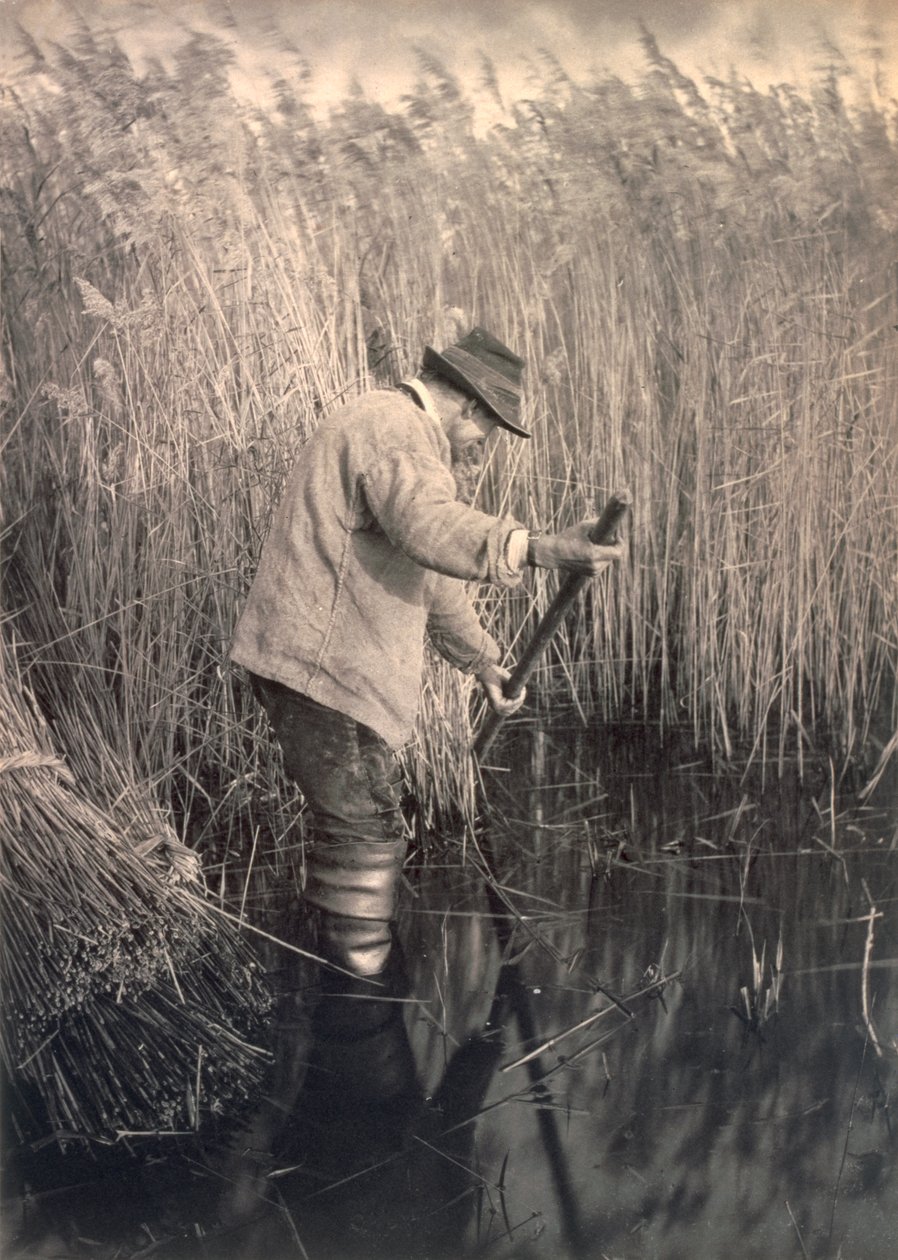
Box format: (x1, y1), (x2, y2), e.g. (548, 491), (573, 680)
(423, 326), (530, 438)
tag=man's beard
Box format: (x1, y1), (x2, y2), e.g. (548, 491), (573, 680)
(451, 447), (484, 506)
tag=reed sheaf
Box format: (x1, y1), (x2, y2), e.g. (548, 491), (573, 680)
(1, 16), (896, 861)
(0, 642), (272, 1138)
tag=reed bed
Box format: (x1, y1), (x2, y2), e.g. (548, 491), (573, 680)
(1, 12), (896, 849)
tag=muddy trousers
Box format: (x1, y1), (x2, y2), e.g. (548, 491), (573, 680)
(250, 675), (407, 976)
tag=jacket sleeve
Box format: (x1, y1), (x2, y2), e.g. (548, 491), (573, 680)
(361, 446), (525, 588)
(426, 574), (502, 675)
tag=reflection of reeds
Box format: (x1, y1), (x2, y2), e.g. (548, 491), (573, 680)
(1, 13), (896, 850)
(403, 733), (896, 1259)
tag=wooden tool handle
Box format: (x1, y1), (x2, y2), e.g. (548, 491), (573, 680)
(473, 489), (631, 761)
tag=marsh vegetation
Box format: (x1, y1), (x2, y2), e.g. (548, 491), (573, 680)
(1, 8), (897, 1257)
(3, 18), (896, 836)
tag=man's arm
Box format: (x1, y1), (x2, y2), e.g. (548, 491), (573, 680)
(364, 447), (625, 586)
(426, 576), (525, 717)
(362, 447), (526, 587)
(426, 573), (500, 675)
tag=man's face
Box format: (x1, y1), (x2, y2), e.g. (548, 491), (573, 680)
(447, 399), (498, 505)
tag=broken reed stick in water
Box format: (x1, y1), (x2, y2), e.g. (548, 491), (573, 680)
(859, 879), (885, 1058)
(500, 969), (681, 1073)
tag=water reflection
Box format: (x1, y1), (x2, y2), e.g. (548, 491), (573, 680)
(271, 959), (507, 1259)
(6, 725), (897, 1259)
(216, 724), (896, 1260)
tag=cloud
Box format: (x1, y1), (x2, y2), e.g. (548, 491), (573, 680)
(239, 0), (898, 103)
(5, 0), (896, 105)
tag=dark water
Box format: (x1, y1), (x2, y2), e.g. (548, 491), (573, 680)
(5, 725), (897, 1259)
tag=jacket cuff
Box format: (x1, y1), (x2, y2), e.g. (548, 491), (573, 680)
(466, 630), (501, 677)
(489, 518), (527, 587)
(430, 627), (501, 676)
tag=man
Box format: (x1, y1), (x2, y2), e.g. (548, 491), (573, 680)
(230, 327), (623, 978)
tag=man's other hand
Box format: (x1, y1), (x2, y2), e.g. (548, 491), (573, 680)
(478, 664), (525, 716)
(532, 522), (626, 574)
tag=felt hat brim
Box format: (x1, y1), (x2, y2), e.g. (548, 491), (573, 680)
(423, 343), (530, 438)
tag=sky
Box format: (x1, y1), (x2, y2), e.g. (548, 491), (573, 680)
(3, 0), (897, 114)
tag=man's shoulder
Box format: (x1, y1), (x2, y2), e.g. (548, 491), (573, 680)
(332, 388), (442, 453)
(341, 387), (419, 423)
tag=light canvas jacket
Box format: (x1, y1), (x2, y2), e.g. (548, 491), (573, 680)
(230, 388), (526, 748)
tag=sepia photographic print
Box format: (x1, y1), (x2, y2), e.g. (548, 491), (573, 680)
(1, 2), (897, 1257)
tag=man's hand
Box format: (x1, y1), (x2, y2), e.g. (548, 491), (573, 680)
(477, 663), (526, 716)
(531, 521), (626, 574)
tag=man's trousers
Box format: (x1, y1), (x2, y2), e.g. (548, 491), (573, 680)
(249, 674), (408, 976)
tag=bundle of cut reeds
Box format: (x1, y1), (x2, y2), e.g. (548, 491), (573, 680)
(0, 645), (272, 1141)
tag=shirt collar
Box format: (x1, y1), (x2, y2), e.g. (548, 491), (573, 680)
(398, 378), (442, 428)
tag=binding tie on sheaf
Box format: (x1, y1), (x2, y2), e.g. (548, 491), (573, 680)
(0, 749), (202, 883)
(0, 750), (75, 784)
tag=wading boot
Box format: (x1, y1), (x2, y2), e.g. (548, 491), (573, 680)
(304, 835), (406, 975)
